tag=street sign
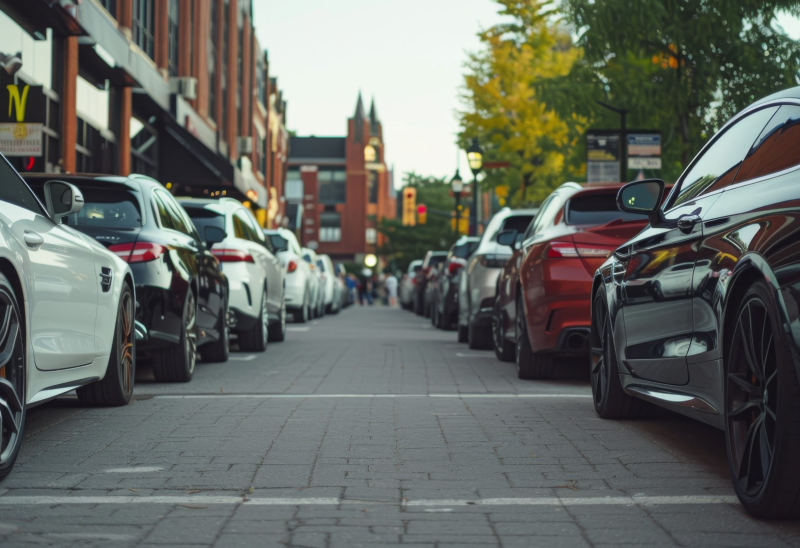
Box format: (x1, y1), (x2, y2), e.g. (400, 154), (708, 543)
(627, 133), (661, 171)
(587, 132), (620, 183)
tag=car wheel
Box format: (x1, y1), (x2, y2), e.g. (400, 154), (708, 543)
(0, 274), (26, 480)
(468, 319), (492, 350)
(202, 296), (230, 363)
(154, 290), (197, 383)
(515, 293), (552, 379)
(724, 280), (800, 518)
(78, 283), (136, 405)
(269, 298), (287, 342)
(493, 297), (515, 362)
(590, 288), (648, 417)
(239, 288), (268, 353)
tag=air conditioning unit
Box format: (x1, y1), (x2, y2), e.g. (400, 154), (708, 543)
(169, 77), (197, 100)
(237, 136), (253, 155)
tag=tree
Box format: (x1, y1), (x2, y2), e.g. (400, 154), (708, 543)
(565, 0), (800, 172)
(459, 0), (585, 206)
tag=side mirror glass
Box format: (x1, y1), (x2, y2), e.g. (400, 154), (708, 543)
(617, 179), (665, 225)
(204, 225), (226, 246)
(496, 229), (518, 248)
(44, 180), (84, 222)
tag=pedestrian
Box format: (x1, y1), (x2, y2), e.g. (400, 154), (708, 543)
(358, 268), (373, 305)
(384, 270), (398, 307)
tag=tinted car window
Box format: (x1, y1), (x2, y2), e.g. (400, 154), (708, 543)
(566, 193), (641, 225)
(530, 194), (562, 236)
(157, 191), (191, 235)
(268, 234), (289, 252)
(29, 184), (142, 228)
(501, 215), (534, 234)
(452, 240), (479, 259)
(152, 192), (176, 230)
(671, 107), (778, 207)
(429, 255), (447, 268)
(184, 207), (225, 237)
(1, 161), (45, 214)
(734, 105), (800, 184)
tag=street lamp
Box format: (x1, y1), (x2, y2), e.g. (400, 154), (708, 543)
(466, 138), (483, 236)
(450, 168), (463, 235)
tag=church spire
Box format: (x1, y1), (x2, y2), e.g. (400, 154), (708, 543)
(369, 97), (379, 136)
(353, 91), (365, 143)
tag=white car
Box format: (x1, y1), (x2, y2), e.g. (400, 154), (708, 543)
(264, 228), (315, 323)
(317, 254), (342, 315)
(302, 247), (325, 318)
(0, 159), (136, 479)
(180, 198), (286, 349)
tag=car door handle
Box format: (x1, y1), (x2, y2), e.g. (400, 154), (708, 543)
(23, 230), (44, 248)
(677, 214), (701, 234)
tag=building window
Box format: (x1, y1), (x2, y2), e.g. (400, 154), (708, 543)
(368, 171), (378, 204)
(167, 0), (179, 76)
(101, 0), (117, 18)
(130, 117), (158, 178)
(76, 118), (116, 174)
(318, 170), (346, 204)
(208, 0), (218, 120)
(320, 212), (341, 242)
(366, 227), (377, 244)
(221, 0), (229, 138)
(255, 53), (266, 106)
(285, 170), (303, 201)
(132, 0), (155, 59)
(76, 76), (109, 131)
(236, 11), (244, 140)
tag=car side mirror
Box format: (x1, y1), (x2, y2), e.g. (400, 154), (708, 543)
(204, 226), (226, 246)
(617, 179), (666, 227)
(44, 180), (84, 223)
(497, 229), (518, 248)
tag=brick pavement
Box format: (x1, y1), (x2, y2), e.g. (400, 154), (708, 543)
(1, 306), (799, 546)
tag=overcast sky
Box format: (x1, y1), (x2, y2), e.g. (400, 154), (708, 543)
(254, 2), (800, 188)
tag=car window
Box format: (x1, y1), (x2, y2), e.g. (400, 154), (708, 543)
(184, 206), (225, 239)
(156, 190), (191, 235)
(429, 255), (447, 268)
(29, 183), (143, 229)
(734, 105), (800, 184)
(268, 233), (289, 252)
(241, 208), (266, 242)
(500, 215), (534, 235)
(152, 191), (176, 230)
(670, 106), (778, 207)
(530, 194), (561, 236)
(232, 210), (254, 241)
(0, 159), (46, 215)
(566, 192), (642, 225)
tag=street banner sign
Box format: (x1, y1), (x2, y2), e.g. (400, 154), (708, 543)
(587, 132), (620, 183)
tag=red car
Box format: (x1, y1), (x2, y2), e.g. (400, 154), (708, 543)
(494, 182), (653, 379)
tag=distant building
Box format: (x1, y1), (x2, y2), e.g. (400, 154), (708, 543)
(287, 93), (396, 263)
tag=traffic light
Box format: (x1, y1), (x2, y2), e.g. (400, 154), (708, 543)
(402, 187), (417, 226)
(417, 204), (427, 225)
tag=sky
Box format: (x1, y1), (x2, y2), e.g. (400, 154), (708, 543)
(254, 2), (800, 189)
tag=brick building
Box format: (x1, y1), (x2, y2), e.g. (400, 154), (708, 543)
(0, 0), (289, 226)
(286, 94), (396, 263)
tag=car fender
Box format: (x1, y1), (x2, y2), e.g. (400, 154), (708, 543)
(91, 244), (134, 372)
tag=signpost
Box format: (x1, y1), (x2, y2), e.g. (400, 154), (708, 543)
(0, 81), (45, 158)
(587, 130), (662, 183)
(587, 131), (620, 183)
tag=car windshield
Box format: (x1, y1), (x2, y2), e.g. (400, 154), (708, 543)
(40, 186), (142, 229)
(183, 207), (225, 235)
(429, 255), (447, 268)
(268, 234), (289, 252)
(452, 241), (478, 258)
(566, 193), (641, 225)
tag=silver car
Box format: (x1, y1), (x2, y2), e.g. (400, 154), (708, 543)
(458, 208), (538, 349)
(400, 259), (423, 310)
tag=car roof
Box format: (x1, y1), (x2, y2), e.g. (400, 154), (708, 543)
(23, 173), (141, 190)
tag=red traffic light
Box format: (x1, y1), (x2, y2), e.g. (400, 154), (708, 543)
(406, 191), (414, 198)
(417, 204), (427, 214)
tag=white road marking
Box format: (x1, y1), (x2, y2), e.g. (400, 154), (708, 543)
(103, 467), (163, 474)
(229, 355), (257, 361)
(0, 495), (739, 507)
(153, 393), (591, 400)
(287, 327), (310, 332)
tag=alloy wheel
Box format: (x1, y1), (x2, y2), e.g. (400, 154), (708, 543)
(727, 296), (777, 496)
(185, 292), (197, 375)
(119, 290), (134, 397)
(590, 295), (609, 406)
(515, 296), (525, 372)
(0, 290), (24, 468)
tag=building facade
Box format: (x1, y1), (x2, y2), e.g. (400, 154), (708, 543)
(0, 0), (289, 226)
(286, 94), (396, 263)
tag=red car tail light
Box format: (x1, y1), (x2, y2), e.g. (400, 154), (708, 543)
(575, 244), (617, 258)
(546, 241), (580, 258)
(287, 260), (298, 273)
(109, 242), (166, 263)
(546, 241), (616, 259)
(211, 248), (255, 263)
(448, 261), (465, 275)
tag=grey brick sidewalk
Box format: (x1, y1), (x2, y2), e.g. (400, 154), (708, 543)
(1, 307), (799, 547)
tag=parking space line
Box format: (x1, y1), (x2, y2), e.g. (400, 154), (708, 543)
(103, 467), (163, 473)
(0, 495), (739, 507)
(287, 327), (310, 332)
(229, 355), (257, 361)
(151, 393), (591, 399)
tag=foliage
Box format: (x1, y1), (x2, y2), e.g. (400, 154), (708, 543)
(376, 172), (460, 271)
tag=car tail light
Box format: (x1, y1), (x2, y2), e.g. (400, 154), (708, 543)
(109, 242), (166, 263)
(448, 261), (464, 275)
(546, 241), (615, 259)
(211, 248), (255, 263)
(287, 260), (298, 273)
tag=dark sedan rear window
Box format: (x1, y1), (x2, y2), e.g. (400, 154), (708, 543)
(30, 184), (142, 228)
(566, 193), (641, 225)
(183, 207), (225, 235)
(452, 241), (479, 259)
(268, 234), (289, 252)
(501, 215), (534, 233)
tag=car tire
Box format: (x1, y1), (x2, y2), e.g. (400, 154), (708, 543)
(492, 297), (515, 362)
(238, 288), (268, 353)
(590, 288), (648, 417)
(468, 320), (492, 350)
(724, 280), (800, 518)
(269, 298), (287, 342)
(515, 293), (553, 379)
(78, 283), (136, 405)
(202, 297), (230, 363)
(414, 292), (424, 316)
(457, 324), (469, 343)
(0, 273), (27, 480)
(154, 290), (197, 383)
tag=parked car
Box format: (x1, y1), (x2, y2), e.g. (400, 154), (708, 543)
(432, 236), (480, 330)
(264, 228), (315, 323)
(414, 251), (448, 316)
(507, 183), (647, 378)
(26, 173), (229, 382)
(302, 247), (325, 318)
(180, 198), (285, 348)
(592, 92), (800, 518)
(458, 208), (537, 348)
(316, 254), (341, 314)
(336, 263), (352, 309)
(1, 163), (139, 478)
(400, 259), (423, 310)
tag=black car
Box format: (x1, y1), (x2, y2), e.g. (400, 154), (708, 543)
(591, 89), (800, 517)
(26, 174), (229, 382)
(432, 236), (480, 330)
